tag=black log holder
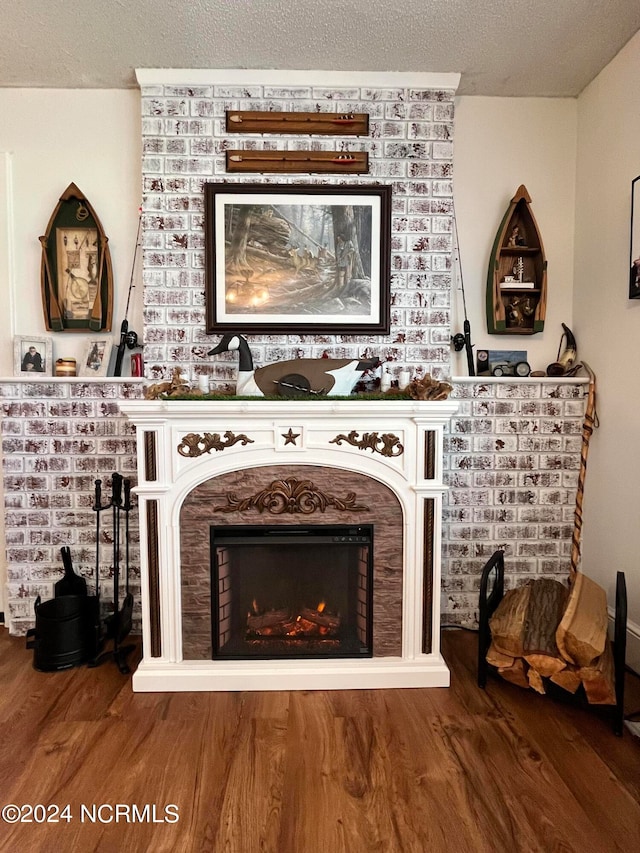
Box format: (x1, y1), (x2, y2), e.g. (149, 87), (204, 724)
(88, 473), (136, 674)
(477, 550), (627, 736)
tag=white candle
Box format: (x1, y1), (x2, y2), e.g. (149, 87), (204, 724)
(380, 371), (391, 392)
(197, 374), (210, 393)
(398, 369), (411, 389)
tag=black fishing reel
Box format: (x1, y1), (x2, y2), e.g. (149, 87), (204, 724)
(122, 329), (139, 350)
(451, 333), (466, 352)
(113, 325), (140, 377)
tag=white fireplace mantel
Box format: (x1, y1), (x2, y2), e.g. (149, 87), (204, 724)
(120, 398), (458, 692)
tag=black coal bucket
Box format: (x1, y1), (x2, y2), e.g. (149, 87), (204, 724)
(26, 595), (99, 672)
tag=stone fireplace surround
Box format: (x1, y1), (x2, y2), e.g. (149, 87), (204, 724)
(120, 397), (458, 691)
(180, 465), (403, 661)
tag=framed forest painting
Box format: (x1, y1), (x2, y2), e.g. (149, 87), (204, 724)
(204, 183), (391, 334)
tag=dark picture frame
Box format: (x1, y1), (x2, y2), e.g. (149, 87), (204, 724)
(204, 182), (391, 334)
(630, 175), (640, 299)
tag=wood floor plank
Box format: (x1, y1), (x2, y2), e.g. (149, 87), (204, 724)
(277, 691), (397, 853)
(481, 679), (640, 849)
(1, 628), (639, 853)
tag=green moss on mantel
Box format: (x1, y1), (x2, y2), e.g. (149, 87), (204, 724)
(157, 392), (414, 402)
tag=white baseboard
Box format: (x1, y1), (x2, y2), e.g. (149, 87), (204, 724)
(626, 620), (640, 676)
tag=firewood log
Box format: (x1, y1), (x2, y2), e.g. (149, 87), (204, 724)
(579, 641), (616, 705)
(489, 584), (532, 657)
(247, 608), (290, 631)
(527, 668), (546, 695)
(497, 658), (529, 690)
(523, 655), (566, 678)
(549, 665), (582, 694)
(556, 572), (608, 666)
(486, 642), (515, 669)
(287, 617), (318, 635)
(298, 607), (341, 632)
(522, 578), (569, 676)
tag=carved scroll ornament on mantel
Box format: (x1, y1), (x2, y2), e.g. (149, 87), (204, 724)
(213, 477), (369, 515)
(177, 431), (254, 458)
(329, 431), (404, 457)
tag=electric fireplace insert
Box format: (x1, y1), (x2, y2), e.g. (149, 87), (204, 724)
(211, 524), (374, 660)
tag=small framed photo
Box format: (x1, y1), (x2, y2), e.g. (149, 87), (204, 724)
(14, 335), (53, 377)
(476, 349), (530, 377)
(79, 338), (113, 377)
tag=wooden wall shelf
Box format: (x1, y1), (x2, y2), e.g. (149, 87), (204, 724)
(486, 185), (547, 335)
(225, 111), (369, 136)
(226, 150), (368, 174)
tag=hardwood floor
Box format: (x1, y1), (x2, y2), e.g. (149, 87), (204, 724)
(1, 629), (639, 853)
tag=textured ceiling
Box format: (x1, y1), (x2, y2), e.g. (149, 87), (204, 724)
(1, 0), (639, 96)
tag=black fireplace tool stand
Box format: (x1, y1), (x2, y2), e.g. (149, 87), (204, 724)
(89, 473), (136, 674)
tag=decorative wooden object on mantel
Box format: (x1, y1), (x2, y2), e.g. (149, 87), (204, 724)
(226, 150), (368, 174)
(486, 184), (547, 335)
(225, 111), (369, 136)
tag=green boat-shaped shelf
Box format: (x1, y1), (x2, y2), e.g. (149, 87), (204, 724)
(486, 185), (547, 335)
(39, 182), (113, 332)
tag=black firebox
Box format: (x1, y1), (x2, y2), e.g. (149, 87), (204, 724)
(210, 524), (373, 660)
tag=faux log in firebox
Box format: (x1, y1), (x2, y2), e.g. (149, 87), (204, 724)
(478, 551), (627, 735)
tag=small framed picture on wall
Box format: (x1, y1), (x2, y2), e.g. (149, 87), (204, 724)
(79, 338), (113, 377)
(630, 175), (640, 299)
(14, 335), (53, 377)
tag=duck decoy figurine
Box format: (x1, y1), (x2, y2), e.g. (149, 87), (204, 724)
(208, 334), (380, 397)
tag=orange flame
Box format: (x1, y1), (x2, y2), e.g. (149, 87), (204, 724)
(317, 600), (326, 613)
(252, 599), (259, 614)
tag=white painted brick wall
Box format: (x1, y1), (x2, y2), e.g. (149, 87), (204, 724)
(139, 82), (457, 387)
(0, 75), (589, 639)
(0, 381), (143, 636)
(1, 377), (587, 637)
(441, 379), (588, 626)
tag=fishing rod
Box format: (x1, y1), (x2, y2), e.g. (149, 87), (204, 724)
(113, 208), (142, 377)
(451, 209), (475, 376)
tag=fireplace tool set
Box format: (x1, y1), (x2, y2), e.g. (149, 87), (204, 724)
(26, 473), (135, 675)
(89, 473), (136, 674)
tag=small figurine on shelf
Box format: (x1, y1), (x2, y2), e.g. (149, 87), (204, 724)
(513, 257), (524, 283)
(508, 226), (526, 247)
(506, 295), (535, 327)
